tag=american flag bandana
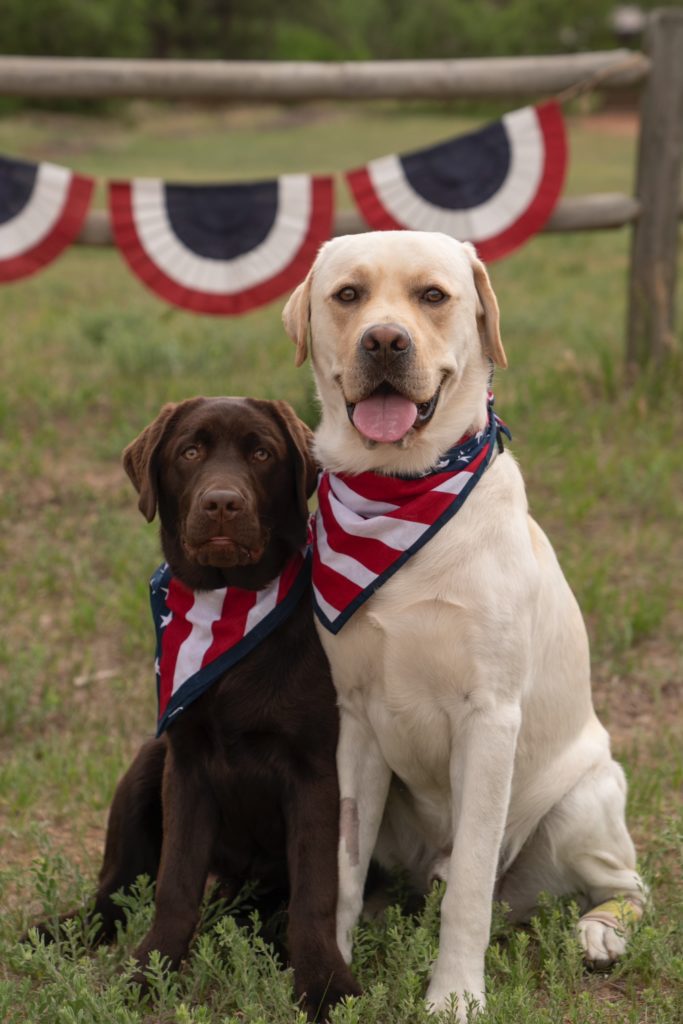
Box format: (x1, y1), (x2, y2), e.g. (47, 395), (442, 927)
(312, 399), (510, 634)
(150, 548), (310, 735)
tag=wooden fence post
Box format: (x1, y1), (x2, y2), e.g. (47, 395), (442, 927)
(627, 7), (683, 372)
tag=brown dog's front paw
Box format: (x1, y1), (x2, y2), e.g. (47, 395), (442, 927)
(127, 964), (151, 999)
(299, 964), (362, 1021)
(127, 946), (154, 998)
(128, 942), (180, 1000)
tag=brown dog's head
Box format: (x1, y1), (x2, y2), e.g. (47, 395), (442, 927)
(123, 397), (317, 590)
(283, 231), (506, 476)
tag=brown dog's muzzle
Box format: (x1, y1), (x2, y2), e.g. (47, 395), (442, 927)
(183, 483), (267, 568)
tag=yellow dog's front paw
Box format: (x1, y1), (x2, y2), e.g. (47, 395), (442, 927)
(426, 982), (484, 1021)
(577, 897), (643, 968)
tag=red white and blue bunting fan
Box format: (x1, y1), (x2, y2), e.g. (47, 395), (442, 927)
(0, 156), (94, 282)
(346, 101), (567, 261)
(109, 174), (333, 314)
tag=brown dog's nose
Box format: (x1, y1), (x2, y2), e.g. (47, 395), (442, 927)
(359, 323), (412, 360)
(201, 489), (245, 519)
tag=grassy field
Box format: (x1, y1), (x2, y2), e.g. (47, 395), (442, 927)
(0, 101), (682, 1024)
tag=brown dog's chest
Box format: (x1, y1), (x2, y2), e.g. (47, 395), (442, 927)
(163, 596), (338, 874)
(169, 596), (334, 738)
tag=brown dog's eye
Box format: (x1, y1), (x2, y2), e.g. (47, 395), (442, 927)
(422, 287), (447, 304)
(252, 447), (271, 462)
(336, 286), (358, 302)
(182, 445), (201, 461)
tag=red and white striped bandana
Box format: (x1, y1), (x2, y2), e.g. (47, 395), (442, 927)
(150, 549), (310, 734)
(312, 399), (510, 634)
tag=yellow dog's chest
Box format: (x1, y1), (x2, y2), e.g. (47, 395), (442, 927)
(327, 593), (480, 792)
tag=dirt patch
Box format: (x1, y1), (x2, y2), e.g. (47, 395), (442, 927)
(593, 625), (683, 752)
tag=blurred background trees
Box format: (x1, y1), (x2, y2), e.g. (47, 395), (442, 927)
(0, 0), (661, 60)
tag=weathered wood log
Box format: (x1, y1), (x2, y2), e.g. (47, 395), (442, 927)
(0, 51), (649, 101)
(627, 8), (683, 370)
(76, 193), (650, 248)
(331, 194), (648, 235)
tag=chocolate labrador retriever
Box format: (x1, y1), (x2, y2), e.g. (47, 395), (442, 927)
(30, 396), (359, 1020)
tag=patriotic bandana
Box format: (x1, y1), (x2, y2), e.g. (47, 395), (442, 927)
(312, 398), (510, 634)
(150, 548), (310, 735)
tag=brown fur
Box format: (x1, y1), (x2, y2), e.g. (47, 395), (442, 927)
(29, 397), (359, 1020)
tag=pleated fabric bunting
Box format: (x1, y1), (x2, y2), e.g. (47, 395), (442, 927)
(0, 156), (94, 282)
(109, 174), (334, 314)
(346, 101), (567, 261)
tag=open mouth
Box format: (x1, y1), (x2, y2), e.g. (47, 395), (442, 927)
(346, 382), (441, 444)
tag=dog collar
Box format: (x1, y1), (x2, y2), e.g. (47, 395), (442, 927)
(150, 548), (311, 735)
(312, 399), (510, 634)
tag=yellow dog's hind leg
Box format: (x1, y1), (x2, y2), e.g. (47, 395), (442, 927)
(497, 756), (645, 966)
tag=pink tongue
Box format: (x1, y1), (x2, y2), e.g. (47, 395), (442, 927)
(352, 393), (418, 443)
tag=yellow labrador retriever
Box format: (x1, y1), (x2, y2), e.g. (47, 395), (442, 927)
(283, 231), (644, 1019)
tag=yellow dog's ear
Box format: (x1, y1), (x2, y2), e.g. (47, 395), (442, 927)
(282, 270), (313, 367)
(463, 243), (508, 369)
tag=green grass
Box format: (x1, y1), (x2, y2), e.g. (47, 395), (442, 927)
(0, 101), (682, 1023)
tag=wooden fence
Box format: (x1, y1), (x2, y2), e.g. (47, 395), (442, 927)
(2, 7), (682, 370)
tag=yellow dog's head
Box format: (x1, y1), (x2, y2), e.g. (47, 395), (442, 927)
(283, 231), (506, 475)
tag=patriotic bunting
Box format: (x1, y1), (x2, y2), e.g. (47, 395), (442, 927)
(0, 156), (94, 282)
(0, 102), (568, 303)
(346, 102), (567, 262)
(109, 174), (334, 314)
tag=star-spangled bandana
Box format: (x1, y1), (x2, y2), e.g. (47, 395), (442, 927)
(150, 548), (310, 735)
(312, 398), (510, 634)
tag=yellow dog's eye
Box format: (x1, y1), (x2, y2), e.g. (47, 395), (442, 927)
(422, 287), (447, 303)
(182, 445), (201, 460)
(336, 286), (358, 302)
(252, 447), (271, 462)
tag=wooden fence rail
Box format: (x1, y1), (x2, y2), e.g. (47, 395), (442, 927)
(0, 51), (649, 101)
(77, 195), (652, 248)
(2, 7), (682, 369)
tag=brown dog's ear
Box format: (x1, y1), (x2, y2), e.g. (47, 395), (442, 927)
(282, 271), (313, 367)
(266, 400), (319, 523)
(122, 403), (180, 522)
(464, 243), (508, 369)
